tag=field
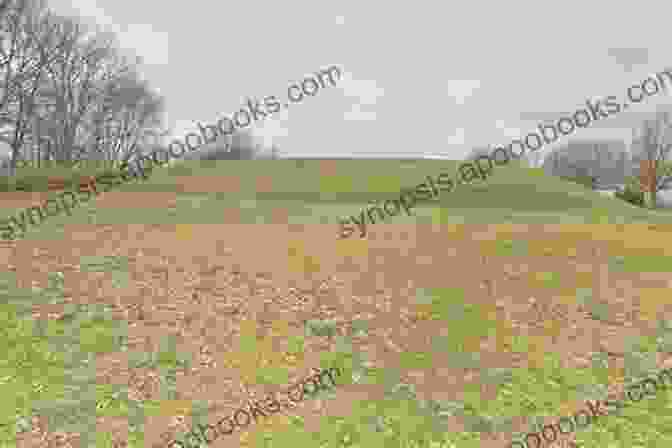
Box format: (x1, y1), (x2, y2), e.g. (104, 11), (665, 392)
(2, 159), (672, 448)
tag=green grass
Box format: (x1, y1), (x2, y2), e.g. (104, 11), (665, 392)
(419, 287), (495, 352)
(455, 339), (672, 448)
(0, 268), (188, 447)
(5, 160), (672, 237)
(249, 311), (672, 448)
(4, 265), (672, 447)
(492, 239), (529, 257)
(534, 271), (562, 289)
(0, 271), (132, 446)
(608, 254), (672, 272)
(574, 288), (615, 323)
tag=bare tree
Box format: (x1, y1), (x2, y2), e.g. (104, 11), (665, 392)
(91, 67), (165, 165)
(36, 15), (111, 163)
(0, 0), (68, 175)
(637, 108), (672, 207)
(0, 0), (166, 178)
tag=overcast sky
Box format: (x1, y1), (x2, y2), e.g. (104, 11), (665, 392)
(40, 0), (672, 160)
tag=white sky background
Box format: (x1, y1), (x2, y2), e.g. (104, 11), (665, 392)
(42, 0), (672, 160)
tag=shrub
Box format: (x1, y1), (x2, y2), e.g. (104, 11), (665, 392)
(615, 187), (644, 207)
(614, 176), (644, 207)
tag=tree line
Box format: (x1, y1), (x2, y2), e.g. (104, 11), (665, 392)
(0, 0), (172, 175)
(1, 0), (277, 179)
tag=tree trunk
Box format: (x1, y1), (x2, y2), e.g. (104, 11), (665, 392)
(640, 159), (657, 208)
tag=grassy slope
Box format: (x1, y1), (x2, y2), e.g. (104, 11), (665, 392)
(69, 159), (672, 224)
(3, 159), (672, 241)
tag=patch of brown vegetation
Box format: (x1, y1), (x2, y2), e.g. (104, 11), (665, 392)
(5, 177), (672, 447)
